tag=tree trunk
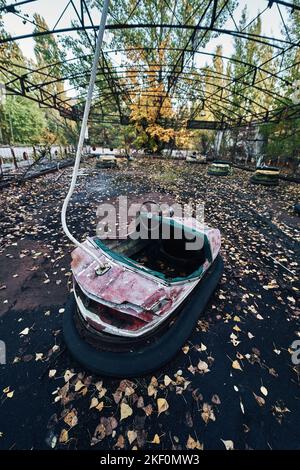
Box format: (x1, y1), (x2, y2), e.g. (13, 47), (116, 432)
(10, 146), (18, 169)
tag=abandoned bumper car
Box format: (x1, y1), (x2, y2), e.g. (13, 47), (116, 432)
(186, 153), (207, 164)
(96, 154), (118, 169)
(250, 166), (280, 186)
(207, 160), (232, 176)
(63, 211), (223, 376)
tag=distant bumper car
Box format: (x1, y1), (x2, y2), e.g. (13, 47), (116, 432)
(63, 211), (223, 377)
(186, 154), (207, 164)
(96, 155), (118, 169)
(208, 160), (232, 176)
(250, 166), (279, 186)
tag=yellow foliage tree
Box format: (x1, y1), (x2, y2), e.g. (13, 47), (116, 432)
(127, 46), (192, 152)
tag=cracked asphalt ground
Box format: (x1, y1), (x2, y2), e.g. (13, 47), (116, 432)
(0, 158), (299, 450)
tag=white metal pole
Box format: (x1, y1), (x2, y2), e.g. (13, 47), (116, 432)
(61, 0), (110, 271)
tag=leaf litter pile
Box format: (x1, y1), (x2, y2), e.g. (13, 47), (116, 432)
(0, 158), (299, 450)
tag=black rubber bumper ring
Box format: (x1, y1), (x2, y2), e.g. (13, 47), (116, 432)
(63, 255), (224, 377)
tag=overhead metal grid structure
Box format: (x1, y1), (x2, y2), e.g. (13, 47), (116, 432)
(0, 0), (300, 129)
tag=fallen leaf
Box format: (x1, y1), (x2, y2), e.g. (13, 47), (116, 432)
(253, 393), (265, 406)
(197, 360), (210, 373)
(74, 380), (85, 392)
(19, 327), (29, 336)
(164, 375), (172, 386)
(240, 399), (245, 414)
(151, 434), (160, 444)
(260, 386), (268, 397)
(136, 396), (144, 408)
(89, 397), (99, 409)
(120, 402), (133, 421)
(64, 370), (75, 382)
(232, 360), (242, 371)
(201, 403), (215, 424)
(211, 394), (221, 405)
(143, 404), (153, 416)
(49, 369), (56, 378)
(59, 429), (69, 444)
(98, 387), (107, 399)
(127, 430), (137, 445)
(147, 376), (158, 397)
(113, 389), (123, 404)
(157, 398), (169, 416)
(64, 409), (78, 428)
(221, 439), (234, 450)
(186, 435), (203, 450)
(96, 401), (104, 412)
(114, 435), (125, 449)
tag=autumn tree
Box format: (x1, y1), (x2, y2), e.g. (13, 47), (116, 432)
(62, 0), (232, 152)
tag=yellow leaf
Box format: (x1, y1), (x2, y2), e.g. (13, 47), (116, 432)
(232, 360), (242, 371)
(64, 370), (75, 382)
(120, 402), (133, 421)
(59, 429), (69, 443)
(164, 375), (172, 386)
(64, 409), (78, 428)
(124, 386), (135, 397)
(3, 387), (10, 394)
(74, 380), (85, 392)
(96, 401), (104, 412)
(157, 398), (169, 416)
(151, 434), (160, 444)
(233, 315), (241, 322)
(198, 360), (209, 373)
(147, 376), (158, 397)
(7, 391), (14, 398)
(182, 345), (189, 354)
(127, 430), (137, 445)
(89, 397), (99, 409)
(233, 324), (241, 332)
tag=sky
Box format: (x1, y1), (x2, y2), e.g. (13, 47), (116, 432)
(2, 0), (289, 57)
(1, 0), (290, 96)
